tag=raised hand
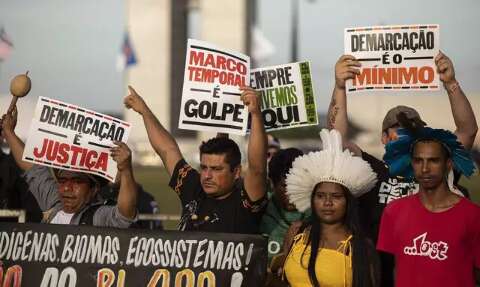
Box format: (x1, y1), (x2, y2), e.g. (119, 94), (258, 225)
(1, 106), (18, 137)
(240, 86), (261, 115)
(335, 55), (361, 90)
(110, 141), (132, 172)
(435, 51), (456, 86)
(124, 86), (148, 115)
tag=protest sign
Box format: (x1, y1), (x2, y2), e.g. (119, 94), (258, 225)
(179, 39), (250, 135)
(22, 97), (131, 182)
(0, 223), (267, 287)
(344, 24), (440, 93)
(250, 61), (317, 131)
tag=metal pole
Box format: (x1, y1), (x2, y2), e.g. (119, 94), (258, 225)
(291, 0), (298, 62)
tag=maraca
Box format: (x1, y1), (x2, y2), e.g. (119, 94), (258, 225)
(8, 71), (31, 113)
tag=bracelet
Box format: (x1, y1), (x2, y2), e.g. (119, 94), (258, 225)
(444, 80), (460, 94)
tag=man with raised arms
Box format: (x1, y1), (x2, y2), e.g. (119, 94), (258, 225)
(124, 86), (268, 234)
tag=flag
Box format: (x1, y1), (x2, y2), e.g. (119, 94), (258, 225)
(251, 26), (275, 65)
(0, 27), (13, 61)
(116, 31), (137, 71)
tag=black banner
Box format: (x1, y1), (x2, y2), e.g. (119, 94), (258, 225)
(0, 223), (267, 287)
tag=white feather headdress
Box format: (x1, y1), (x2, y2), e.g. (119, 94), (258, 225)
(286, 129), (377, 212)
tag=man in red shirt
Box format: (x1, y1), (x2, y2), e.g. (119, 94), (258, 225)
(377, 128), (480, 287)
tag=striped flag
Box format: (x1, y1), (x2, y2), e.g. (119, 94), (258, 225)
(0, 27), (13, 61)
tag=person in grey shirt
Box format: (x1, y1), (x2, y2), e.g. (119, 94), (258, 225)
(1, 107), (138, 228)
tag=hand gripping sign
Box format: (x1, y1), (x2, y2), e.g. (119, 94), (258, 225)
(22, 97), (131, 181)
(344, 24), (440, 94)
(250, 61), (318, 132)
(179, 39), (251, 135)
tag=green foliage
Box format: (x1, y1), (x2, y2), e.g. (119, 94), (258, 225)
(134, 166), (181, 230)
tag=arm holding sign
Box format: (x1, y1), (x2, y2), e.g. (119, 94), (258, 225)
(1, 107), (34, 171)
(327, 55), (362, 156)
(2, 108), (61, 212)
(111, 141), (137, 219)
(124, 86), (182, 176)
(436, 52), (478, 149)
(241, 86), (268, 201)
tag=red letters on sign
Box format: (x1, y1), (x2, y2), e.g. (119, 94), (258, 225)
(353, 66), (435, 86)
(33, 138), (108, 171)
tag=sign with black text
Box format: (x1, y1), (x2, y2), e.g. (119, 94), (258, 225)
(344, 24), (440, 93)
(179, 39), (251, 135)
(0, 223), (267, 287)
(22, 97), (131, 182)
(250, 62), (317, 131)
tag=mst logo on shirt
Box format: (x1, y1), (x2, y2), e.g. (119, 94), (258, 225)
(403, 232), (449, 261)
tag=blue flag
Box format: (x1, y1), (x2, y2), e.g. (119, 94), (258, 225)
(117, 31), (137, 71)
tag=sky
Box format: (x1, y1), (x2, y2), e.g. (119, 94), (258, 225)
(258, 0), (480, 109)
(1, 0), (479, 115)
(0, 0), (125, 112)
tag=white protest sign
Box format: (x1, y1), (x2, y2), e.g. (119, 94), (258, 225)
(250, 61), (317, 132)
(344, 24), (440, 93)
(179, 39), (250, 135)
(23, 97), (131, 182)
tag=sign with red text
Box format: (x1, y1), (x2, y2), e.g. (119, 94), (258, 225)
(22, 97), (131, 182)
(250, 61), (317, 132)
(344, 24), (440, 94)
(0, 223), (267, 287)
(179, 39), (250, 135)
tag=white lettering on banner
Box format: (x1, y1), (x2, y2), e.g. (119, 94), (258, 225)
(40, 267), (77, 287)
(0, 231), (59, 263)
(124, 238), (248, 270)
(0, 225), (264, 287)
(403, 232), (448, 261)
(60, 235), (120, 264)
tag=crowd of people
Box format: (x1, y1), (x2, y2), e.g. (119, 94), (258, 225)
(0, 51), (479, 287)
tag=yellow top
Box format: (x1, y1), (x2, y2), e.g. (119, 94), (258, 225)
(284, 232), (353, 287)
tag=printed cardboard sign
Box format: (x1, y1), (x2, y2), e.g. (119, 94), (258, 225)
(179, 39), (251, 135)
(344, 24), (440, 93)
(22, 97), (131, 181)
(250, 61), (317, 131)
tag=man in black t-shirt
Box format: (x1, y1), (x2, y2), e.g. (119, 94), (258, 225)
(170, 157), (266, 233)
(327, 52), (478, 286)
(124, 86), (268, 234)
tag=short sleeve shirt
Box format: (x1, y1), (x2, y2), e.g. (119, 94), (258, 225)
(377, 194), (480, 287)
(359, 151), (418, 241)
(169, 159), (268, 234)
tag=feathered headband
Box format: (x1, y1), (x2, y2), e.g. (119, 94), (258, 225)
(384, 127), (477, 179)
(286, 129), (377, 212)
